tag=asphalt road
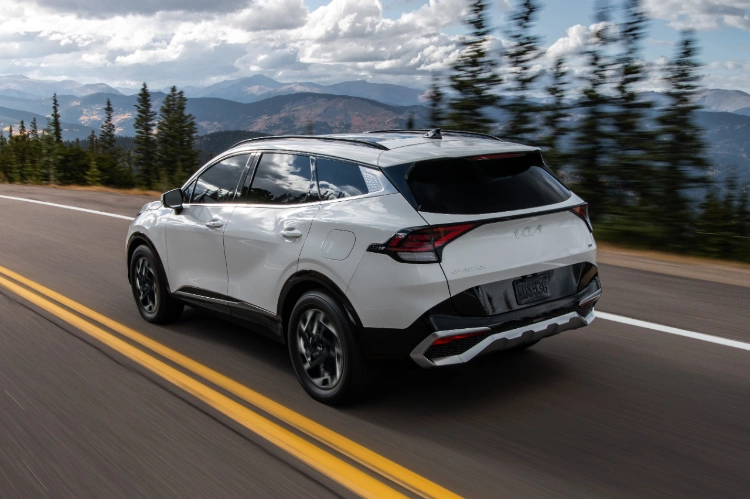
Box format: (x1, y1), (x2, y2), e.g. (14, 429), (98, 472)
(1, 184), (749, 498)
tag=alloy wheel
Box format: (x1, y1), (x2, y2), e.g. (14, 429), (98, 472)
(134, 256), (158, 314)
(296, 308), (343, 390)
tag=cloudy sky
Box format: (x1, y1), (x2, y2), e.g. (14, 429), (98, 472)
(0, 0), (748, 92)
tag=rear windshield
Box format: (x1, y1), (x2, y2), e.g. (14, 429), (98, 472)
(383, 152), (571, 215)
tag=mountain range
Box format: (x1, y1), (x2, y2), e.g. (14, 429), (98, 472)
(0, 74), (747, 186)
(176, 74), (428, 107)
(0, 74), (122, 100)
(0, 91), (426, 138)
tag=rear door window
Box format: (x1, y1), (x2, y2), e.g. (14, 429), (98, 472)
(241, 153), (315, 205)
(316, 157), (369, 200)
(384, 152), (571, 214)
(191, 154), (250, 204)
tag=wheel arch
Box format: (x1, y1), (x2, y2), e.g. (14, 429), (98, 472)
(278, 271), (362, 343)
(127, 232), (172, 293)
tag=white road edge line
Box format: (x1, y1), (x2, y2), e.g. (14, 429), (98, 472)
(2, 194), (749, 353)
(0, 195), (135, 221)
(597, 311), (750, 351)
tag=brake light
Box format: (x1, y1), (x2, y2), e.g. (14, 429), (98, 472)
(571, 204), (592, 232)
(368, 223), (479, 263)
(470, 153), (525, 161)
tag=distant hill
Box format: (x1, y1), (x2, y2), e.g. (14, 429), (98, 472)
(695, 111), (750, 183)
(178, 75), (427, 107)
(0, 105), (95, 139)
(0, 74), (122, 99)
(696, 89), (750, 113)
(0, 92), (427, 139)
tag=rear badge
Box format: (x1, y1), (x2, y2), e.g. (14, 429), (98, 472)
(514, 225), (542, 239)
(450, 265), (487, 275)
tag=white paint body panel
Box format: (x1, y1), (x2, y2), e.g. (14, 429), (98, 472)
(224, 203), (320, 314)
(321, 230), (356, 261)
(437, 210), (596, 296)
(299, 194), (432, 326)
(164, 205), (235, 295)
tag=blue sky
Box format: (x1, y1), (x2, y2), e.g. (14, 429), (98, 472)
(0, 0), (748, 92)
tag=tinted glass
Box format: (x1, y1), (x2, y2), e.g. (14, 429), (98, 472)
(394, 153), (571, 215)
(182, 179), (196, 202)
(243, 153), (313, 205)
(191, 155), (250, 204)
(316, 157), (369, 200)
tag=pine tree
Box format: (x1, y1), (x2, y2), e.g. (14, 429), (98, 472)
(653, 31), (710, 247)
(51, 94), (62, 143)
(539, 58), (569, 173)
(428, 73), (445, 127)
(174, 89), (199, 185)
(87, 130), (98, 152)
(100, 98), (117, 157)
(86, 154), (101, 186)
(501, 0), (543, 142)
(30, 118), (39, 140)
(41, 121), (57, 184)
(609, 0), (654, 220)
(567, 5), (617, 221)
(446, 0), (501, 133)
(405, 113), (415, 130)
(133, 83), (158, 189)
(157, 87), (199, 188)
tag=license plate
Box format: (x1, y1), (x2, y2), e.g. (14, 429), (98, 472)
(513, 274), (551, 305)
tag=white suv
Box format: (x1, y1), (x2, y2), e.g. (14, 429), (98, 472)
(126, 130), (601, 404)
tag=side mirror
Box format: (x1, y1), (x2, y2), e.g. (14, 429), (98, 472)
(162, 188), (184, 213)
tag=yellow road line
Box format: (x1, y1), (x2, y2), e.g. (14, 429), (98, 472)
(0, 265), (462, 499)
(0, 274), (406, 499)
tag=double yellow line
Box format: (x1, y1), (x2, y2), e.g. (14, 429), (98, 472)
(0, 265), (461, 499)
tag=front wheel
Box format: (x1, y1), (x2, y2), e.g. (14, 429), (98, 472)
(129, 245), (183, 324)
(287, 291), (370, 404)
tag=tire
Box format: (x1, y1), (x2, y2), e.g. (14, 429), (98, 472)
(287, 290), (370, 405)
(129, 245), (184, 324)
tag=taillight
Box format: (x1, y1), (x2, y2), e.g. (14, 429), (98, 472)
(368, 223), (479, 263)
(571, 204), (592, 232)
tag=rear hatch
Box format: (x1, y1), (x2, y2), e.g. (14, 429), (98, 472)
(382, 151), (596, 310)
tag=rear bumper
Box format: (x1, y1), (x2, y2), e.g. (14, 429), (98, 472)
(357, 268), (601, 364)
(410, 309), (595, 368)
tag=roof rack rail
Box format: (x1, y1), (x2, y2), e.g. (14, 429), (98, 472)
(230, 135), (389, 151)
(365, 129), (504, 142)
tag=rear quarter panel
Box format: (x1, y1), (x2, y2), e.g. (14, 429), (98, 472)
(299, 193), (452, 329)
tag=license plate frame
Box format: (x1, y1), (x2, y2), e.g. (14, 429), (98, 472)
(513, 273), (551, 306)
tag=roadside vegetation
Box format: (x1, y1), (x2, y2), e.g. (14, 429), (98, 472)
(428, 0), (750, 262)
(0, 0), (748, 261)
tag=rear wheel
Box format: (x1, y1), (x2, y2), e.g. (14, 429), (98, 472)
(288, 290), (369, 404)
(129, 245), (183, 324)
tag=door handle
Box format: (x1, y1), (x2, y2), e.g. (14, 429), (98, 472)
(205, 219), (224, 229)
(280, 228), (303, 238)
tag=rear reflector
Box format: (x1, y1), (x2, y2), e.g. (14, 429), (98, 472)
(432, 330), (487, 346)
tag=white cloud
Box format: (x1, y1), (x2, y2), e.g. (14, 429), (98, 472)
(0, 0), (468, 88)
(644, 0), (750, 31)
(0, 0), (748, 94)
